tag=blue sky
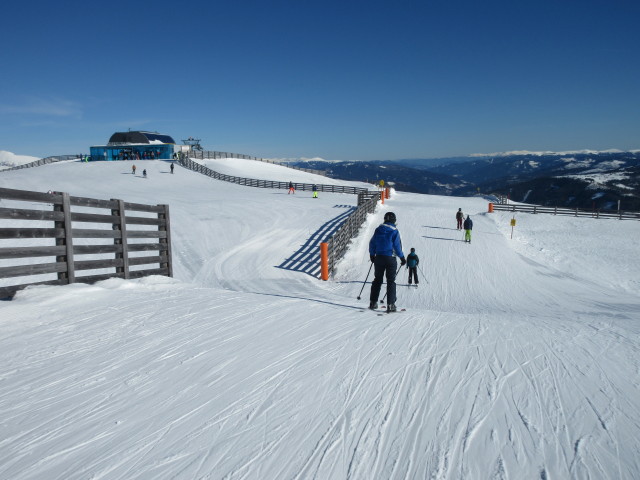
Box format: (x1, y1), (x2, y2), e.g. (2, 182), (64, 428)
(1, 0), (639, 160)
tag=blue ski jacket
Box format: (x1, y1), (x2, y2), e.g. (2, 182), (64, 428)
(463, 217), (473, 230)
(369, 222), (405, 258)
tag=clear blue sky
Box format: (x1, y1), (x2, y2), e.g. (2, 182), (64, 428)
(1, 0), (639, 160)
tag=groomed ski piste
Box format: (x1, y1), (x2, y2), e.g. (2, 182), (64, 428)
(1, 157), (639, 480)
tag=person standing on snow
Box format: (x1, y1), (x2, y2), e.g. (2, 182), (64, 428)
(456, 208), (464, 230)
(407, 247), (419, 285)
(312, 184), (318, 198)
(132, 164), (136, 175)
(463, 215), (473, 243)
(170, 163), (174, 174)
(288, 181), (295, 194)
(369, 211), (406, 312)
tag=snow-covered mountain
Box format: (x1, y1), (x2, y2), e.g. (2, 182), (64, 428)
(431, 151), (640, 210)
(469, 148), (637, 157)
(1, 156), (639, 479)
(428, 150), (640, 184)
(297, 151), (640, 210)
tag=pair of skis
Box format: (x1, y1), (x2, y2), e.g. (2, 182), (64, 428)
(369, 304), (406, 315)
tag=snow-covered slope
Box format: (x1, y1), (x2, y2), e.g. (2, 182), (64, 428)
(0, 158), (639, 479)
(0, 150), (39, 170)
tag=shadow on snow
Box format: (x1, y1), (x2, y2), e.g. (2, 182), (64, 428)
(276, 205), (356, 278)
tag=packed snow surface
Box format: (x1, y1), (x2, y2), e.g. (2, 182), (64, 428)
(0, 158), (639, 479)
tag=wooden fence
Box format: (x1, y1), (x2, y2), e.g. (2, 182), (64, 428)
(187, 150), (261, 161)
(179, 156), (369, 195)
(324, 191), (381, 275)
(491, 202), (640, 220)
(1, 155), (82, 172)
(0, 187), (172, 299)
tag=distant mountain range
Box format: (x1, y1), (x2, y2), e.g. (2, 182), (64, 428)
(292, 150), (640, 211)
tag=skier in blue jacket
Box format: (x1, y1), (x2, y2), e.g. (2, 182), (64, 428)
(369, 211), (406, 312)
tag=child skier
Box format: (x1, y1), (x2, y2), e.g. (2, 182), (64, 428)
(407, 247), (419, 285)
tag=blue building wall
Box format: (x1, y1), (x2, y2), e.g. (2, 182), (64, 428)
(90, 144), (174, 161)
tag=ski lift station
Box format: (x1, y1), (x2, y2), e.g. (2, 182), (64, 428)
(89, 131), (178, 161)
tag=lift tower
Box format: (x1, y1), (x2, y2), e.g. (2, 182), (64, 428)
(181, 136), (203, 152)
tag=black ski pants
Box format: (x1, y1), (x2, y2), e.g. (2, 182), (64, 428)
(370, 255), (398, 305)
(408, 267), (418, 284)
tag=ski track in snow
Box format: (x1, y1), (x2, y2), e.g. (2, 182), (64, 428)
(0, 159), (639, 479)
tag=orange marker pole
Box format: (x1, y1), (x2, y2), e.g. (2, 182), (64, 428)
(385, 187), (390, 199)
(488, 202), (494, 213)
(320, 243), (329, 281)
(380, 190), (384, 204)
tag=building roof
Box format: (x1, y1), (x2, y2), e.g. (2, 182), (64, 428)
(108, 131), (176, 145)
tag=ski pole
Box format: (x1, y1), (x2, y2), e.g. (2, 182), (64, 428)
(356, 262), (374, 300)
(417, 264), (429, 284)
(380, 264), (403, 303)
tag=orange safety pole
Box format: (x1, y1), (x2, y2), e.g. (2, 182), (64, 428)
(488, 202), (494, 213)
(320, 243), (329, 281)
(380, 190), (384, 204)
(385, 187), (390, 199)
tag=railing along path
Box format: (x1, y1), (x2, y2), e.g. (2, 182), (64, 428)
(490, 202), (640, 220)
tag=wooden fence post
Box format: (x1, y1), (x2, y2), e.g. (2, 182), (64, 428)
(55, 192), (75, 284)
(111, 198), (130, 279)
(159, 204), (173, 277)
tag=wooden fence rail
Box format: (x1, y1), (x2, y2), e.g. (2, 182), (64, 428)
(178, 156), (369, 195)
(0, 155), (82, 172)
(325, 191), (381, 275)
(491, 202), (640, 220)
(0, 187), (172, 299)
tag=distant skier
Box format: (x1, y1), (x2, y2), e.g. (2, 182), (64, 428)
(456, 208), (464, 230)
(369, 211), (406, 312)
(132, 164), (136, 175)
(312, 184), (318, 198)
(170, 163), (174, 174)
(407, 247), (419, 285)
(288, 181), (295, 194)
(143, 169), (147, 178)
(463, 215), (473, 243)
